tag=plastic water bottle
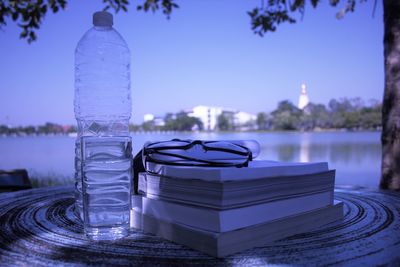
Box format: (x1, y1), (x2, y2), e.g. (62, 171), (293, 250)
(74, 11), (132, 240)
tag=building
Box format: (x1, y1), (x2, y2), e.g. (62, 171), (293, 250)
(144, 106), (256, 131)
(234, 111), (257, 126)
(143, 113), (165, 127)
(186, 106), (224, 131)
(186, 105), (256, 131)
(298, 83), (310, 110)
(143, 114), (154, 122)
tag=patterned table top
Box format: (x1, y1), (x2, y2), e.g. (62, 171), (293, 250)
(0, 186), (399, 266)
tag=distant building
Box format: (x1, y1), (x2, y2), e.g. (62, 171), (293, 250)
(234, 111), (257, 126)
(186, 106), (224, 131)
(186, 105), (256, 131)
(153, 117), (166, 127)
(298, 83), (310, 110)
(143, 114), (154, 122)
(143, 113), (165, 127)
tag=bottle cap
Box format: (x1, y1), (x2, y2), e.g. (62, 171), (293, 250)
(93, 11), (113, 27)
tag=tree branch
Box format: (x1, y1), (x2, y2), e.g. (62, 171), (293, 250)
(0, 0), (178, 43)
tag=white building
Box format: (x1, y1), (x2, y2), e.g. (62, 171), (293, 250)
(143, 113), (165, 127)
(298, 83), (310, 110)
(143, 113), (155, 122)
(186, 105), (256, 131)
(186, 106), (223, 131)
(234, 111), (257, 126)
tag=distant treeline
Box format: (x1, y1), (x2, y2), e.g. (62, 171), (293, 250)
(0, 98), (381, 136)
(136, 98), (382, 132)
(256, 98), (382, 131)
(0, 122), (77, 136)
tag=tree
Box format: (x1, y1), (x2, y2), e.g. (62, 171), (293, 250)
(1, 0), (399, 190)
(23, 125), (36, 135)
(328, 98), (360, 129)
(217, 113), (234, 131)
(0, 125), (10, 135)
(0, 0), (178, 43)
(381, 0), (400, 190)
(360, 104), (381, 129)
(163, 112), (203, 131)
(163, 112), (176, 130)
(128, 123), (141, 132)
(174, 112), (203, 131)
(271, 100), (302, 130)
(142, 120), (156, 131)
(301, 102), (330, 130)
(248, 0), (399, 190)
(256, 112), (270, 130)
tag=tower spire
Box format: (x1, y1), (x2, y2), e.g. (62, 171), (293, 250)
(298, 83), (310, 110)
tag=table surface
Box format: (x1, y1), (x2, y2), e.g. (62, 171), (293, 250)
(0, 186), (399, 266)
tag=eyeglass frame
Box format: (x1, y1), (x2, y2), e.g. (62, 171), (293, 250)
(132, 139), (253, 194)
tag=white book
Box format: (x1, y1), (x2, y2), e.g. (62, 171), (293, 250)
(145, 160), (329, 182)
(134, 201), (344, 257)
(139, 170), (335, 209)
(142, 191), (333, 232)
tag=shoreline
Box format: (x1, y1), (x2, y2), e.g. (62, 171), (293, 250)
(0, 129), (382, 137)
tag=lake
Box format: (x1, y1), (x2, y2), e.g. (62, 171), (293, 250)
(0, 131), (381, 188)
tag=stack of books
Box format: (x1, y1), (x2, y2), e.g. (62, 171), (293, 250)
(131, 160), (343, 257)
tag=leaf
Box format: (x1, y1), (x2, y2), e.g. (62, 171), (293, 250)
(11, 12), (18, 21)
(310, 0), (320, 8)
(20, 30), (28, 38)
(329, 0), (340, 6)
(29, 31), (36, 41)
(40, 5), (47, 14)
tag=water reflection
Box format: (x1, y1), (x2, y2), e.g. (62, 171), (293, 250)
(299, 134), (310, 163)
(272, 142), (381, 164)
(329, 143), (381, 164)
(257, 133), (381, 166)
(254, 132), (381, 188)
(275, 144), (299, 162)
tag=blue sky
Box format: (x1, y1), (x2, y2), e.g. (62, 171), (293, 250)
(0, 0), (383, 125)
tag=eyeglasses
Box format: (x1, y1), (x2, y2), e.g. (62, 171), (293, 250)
(133, 139), (258, 193)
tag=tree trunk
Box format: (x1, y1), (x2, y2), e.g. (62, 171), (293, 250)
(380, 0), (400, 190)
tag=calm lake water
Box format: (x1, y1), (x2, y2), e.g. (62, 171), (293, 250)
(0, 131), (381, 188)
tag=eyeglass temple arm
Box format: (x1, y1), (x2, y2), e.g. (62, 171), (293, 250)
(133, 150), (146, 195)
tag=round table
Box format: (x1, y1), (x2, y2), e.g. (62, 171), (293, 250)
(0, 186), (399, 266)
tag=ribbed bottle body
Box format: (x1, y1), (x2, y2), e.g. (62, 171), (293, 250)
(74, 23), (131, 240)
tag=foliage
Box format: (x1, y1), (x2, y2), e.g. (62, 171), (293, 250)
(209, 98), (382, 132)
(0, 122), (76, 135)
(268, 98), (382, 131)
(0, 98), (381, 135)
(128, 123), (141, 132)
(0, 0), (370, 42)
(0, 0), (67, 43)
(217, 112), (235, 131)
(271, 100), (302, 130)
(256, 112), (271, 130)
(301, 103), (330, 130)
(0, 0), (179, 43)
(163, 112), (203, 131)
(248, 0), (370, 36)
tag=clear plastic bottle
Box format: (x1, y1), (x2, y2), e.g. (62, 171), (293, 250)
(74, 11), (132, 240)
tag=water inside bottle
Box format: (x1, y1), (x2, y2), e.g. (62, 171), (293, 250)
(74, 139), (83, 220)
(81, 136), (132, 240)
